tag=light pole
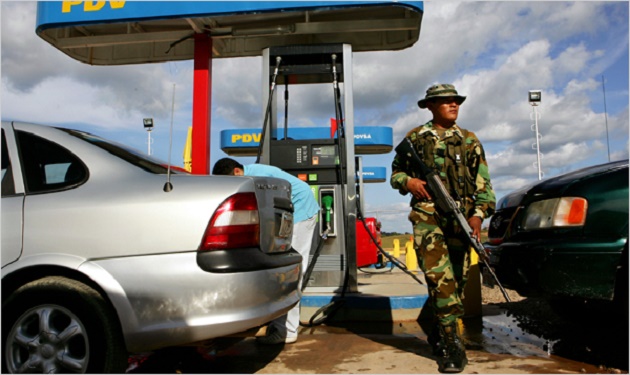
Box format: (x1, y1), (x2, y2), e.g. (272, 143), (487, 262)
(529, 90), (543, 180)
(143, 118), (154, 155)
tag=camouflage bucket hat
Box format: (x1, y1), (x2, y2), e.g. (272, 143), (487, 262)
(417, 83), (467, 109)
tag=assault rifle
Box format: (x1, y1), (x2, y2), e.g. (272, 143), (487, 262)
(395, 138), (511, 302)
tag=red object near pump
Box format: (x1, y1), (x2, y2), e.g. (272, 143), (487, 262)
(355, 217), (381, 268)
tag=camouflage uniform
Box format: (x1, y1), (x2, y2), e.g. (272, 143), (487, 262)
(391, 121), (495, 326)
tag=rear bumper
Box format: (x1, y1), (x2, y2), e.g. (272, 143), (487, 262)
(197, 247), (302, 272)
(84, 251), (301, 353)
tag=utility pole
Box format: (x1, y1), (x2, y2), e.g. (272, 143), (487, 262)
(602, 75), (611, 162)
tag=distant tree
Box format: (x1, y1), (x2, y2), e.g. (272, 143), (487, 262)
(381, 231), (404, 236)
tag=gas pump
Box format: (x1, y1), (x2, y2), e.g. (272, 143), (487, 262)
(258, 44), (358, 293)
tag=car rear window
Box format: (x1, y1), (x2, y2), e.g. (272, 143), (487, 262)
(60, 128), (186, 175)
(2, 129), (16, 196)
(16, 130), (88, 193)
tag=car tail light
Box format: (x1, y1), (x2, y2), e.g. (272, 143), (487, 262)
(199, 193), (260, 251)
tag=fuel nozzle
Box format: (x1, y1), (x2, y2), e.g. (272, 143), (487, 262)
(321, 195), (334, 229)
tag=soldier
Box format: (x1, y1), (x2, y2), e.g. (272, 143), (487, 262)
(390, 84), (496, 373)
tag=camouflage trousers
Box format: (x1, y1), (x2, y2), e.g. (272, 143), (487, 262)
(409, 208), (471, 326)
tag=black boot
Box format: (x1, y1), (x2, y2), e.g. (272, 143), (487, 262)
(437, 323), (468, 373)
(427, 327), (446, 357)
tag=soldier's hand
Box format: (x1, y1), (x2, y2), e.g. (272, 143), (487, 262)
(406, 177), (431, 200)
(468, 216), (482, 242)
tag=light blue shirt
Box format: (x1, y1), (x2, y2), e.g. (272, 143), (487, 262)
(244, 164), (320, 223)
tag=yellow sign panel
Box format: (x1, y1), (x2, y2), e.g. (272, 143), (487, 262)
(231, 133), (262, 144)
(62, 1), (126, 13)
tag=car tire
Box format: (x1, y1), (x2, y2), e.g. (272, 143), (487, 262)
(2, 276), (128, 373)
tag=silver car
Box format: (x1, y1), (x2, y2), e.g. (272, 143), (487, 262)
(1, 121), (301, 373)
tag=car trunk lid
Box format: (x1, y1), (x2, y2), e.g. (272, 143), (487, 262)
(251, 176), (295, 254)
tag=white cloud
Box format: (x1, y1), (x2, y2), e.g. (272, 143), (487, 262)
(555, 43), (592, 75)
(2, 76), (138, 128)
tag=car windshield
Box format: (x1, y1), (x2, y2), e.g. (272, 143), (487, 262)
(59, 128), (187, 174)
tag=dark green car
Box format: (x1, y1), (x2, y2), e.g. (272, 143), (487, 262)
(483, 160), (628, 311)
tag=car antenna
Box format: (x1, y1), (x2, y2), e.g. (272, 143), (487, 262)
(256, 55), (282, 163)
(164, 83), (176, 192)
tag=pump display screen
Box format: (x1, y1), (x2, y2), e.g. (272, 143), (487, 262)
(312, 145), (337, 166)
(269, 139), (341, 184)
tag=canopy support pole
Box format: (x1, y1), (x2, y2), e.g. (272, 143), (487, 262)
(192, 33), (212, 175)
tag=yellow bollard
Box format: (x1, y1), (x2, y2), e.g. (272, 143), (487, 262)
(392, 239), (400, 258)
(405, 240), (417, 270)
(464, 249), (482, 317)
(183, 126), (193, 172)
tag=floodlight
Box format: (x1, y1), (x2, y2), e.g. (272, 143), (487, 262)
(143, 118), (154, 129)
(528, 90), (542, 104)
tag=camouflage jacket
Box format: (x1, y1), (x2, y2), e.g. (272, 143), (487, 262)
(390, 121), (496, 220)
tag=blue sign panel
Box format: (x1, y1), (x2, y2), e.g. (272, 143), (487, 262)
(37, 1), (423, 30)
(361, 167), (386, 183)
(220, 126), (393, 155)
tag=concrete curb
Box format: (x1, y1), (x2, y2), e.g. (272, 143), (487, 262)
(300, 270), (429, 323)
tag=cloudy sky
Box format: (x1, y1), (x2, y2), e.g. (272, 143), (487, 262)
(2, 1), (628, 233)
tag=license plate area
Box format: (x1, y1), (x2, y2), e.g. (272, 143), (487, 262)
(278, 211), (293, 238)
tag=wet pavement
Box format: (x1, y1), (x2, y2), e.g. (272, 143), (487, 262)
(127, 267), (628, 373)
(127, 315), (624, 374)
(128, 290), (628, 374)
(487, 298), (629, 373)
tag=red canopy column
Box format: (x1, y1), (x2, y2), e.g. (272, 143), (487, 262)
(191, 33), (212, 175)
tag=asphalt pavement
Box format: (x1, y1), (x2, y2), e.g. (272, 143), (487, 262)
(128, 267), (624, 374)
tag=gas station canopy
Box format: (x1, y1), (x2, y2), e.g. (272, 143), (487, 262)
(36, 1), (423, 65)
